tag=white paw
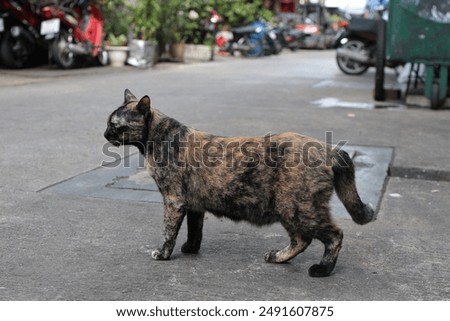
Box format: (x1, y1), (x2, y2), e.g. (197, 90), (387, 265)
(151, 250), (162, 260)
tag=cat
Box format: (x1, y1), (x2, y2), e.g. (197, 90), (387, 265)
(104, 89), (376, 277)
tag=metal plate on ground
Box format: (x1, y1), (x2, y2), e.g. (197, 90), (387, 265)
(41, 145), (393, 220)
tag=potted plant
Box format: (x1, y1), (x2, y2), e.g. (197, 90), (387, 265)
(129, 0), (161, 68)
(106, 34), (130, 67)
(180, 5), (215, 62)
(156, 0), (193, 62)
(100, 0), (132, 66)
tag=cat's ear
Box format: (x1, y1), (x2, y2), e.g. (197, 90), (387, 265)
(124, 89), (137, 103)
(136, 95), (151, 115)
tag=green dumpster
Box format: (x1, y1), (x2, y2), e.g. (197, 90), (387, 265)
(385, 0), (450, 109)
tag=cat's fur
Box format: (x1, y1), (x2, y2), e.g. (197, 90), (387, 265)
(104, 89), (375, 277)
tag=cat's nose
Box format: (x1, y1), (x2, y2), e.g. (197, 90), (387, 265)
(104, 128), (111, 140)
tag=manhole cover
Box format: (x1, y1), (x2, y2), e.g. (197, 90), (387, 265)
(41, 146), (393, 219)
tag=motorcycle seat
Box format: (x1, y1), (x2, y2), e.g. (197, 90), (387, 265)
(232, 25), (257, 34)
(348, 18), (378, 34)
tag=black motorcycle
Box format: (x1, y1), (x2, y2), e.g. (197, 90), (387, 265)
(218, 20), (282, 57)
(0, 0), (46, 68)
(273, 23), (306, 51)
(334, 17), (379, 75)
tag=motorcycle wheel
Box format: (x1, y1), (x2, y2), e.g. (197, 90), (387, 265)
(336, 40), (370, 75)
(0, 32), (33, 68)
(265, 36), (283, 55)
(243, 37), (263, 57)
(52, 29), (77, 69)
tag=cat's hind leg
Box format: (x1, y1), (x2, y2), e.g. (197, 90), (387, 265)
(265, 233), (312, 263)
(181, 210), (205, 254)
(308, 224), (343, 277)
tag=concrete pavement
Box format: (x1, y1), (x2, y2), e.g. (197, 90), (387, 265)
(0, 50), (449, 300)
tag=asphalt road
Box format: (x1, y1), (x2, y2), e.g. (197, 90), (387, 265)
(1, 50), (449, 300)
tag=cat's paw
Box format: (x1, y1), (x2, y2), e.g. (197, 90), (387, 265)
(264, 250), (278, 263)
(181, 242), (200, 254)
(308, 264), (333, 277)
(151, 249), (170, 260)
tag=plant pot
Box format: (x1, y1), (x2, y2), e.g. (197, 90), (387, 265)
(184, 44), (212, 62)
(127, 40), (156, 68)
(105, 46), (129, 67)
(169, 43), (185, 62)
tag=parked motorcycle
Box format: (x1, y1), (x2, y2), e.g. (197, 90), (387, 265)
(263, 22), (283, 55)
(0, 0), (46, 68)
(39, 0), (107, 69)
(334, 17), (379, 75)
(294, 1), (340, 50)
(274, 22), (307, 51)
(216, 20), (281, 57)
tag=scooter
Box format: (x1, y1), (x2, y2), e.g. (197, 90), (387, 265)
(0, 0), (46, 68)
(217, 20), (281, 57)
(274, 23), (307, 51)
(263, 22), (283, 55)
(334, 17), (378, 75)
(217, 21), (265, 57)
(39, 0), (107, 69)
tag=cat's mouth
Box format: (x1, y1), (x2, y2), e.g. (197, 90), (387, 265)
(108, 140), (121, 147)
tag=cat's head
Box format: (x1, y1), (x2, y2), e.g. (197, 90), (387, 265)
(104, 89), (152, 146)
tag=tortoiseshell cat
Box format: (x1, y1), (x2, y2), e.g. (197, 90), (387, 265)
(104, 89), (375, 277)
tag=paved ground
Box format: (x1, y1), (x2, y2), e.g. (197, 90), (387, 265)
(0, 50), (449, 300)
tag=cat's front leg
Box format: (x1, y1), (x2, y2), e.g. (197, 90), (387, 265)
(152, 202), (185, 260)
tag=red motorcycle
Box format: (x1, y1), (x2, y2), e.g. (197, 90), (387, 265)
(39, 0), (107, 68)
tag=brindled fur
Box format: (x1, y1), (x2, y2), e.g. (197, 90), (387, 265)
(104, 89), (375, 277)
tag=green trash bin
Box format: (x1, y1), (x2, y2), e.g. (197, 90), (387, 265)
(385, 0), (450, 109)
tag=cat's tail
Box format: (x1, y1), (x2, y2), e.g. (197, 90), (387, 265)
(332, 150), (376, 225)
